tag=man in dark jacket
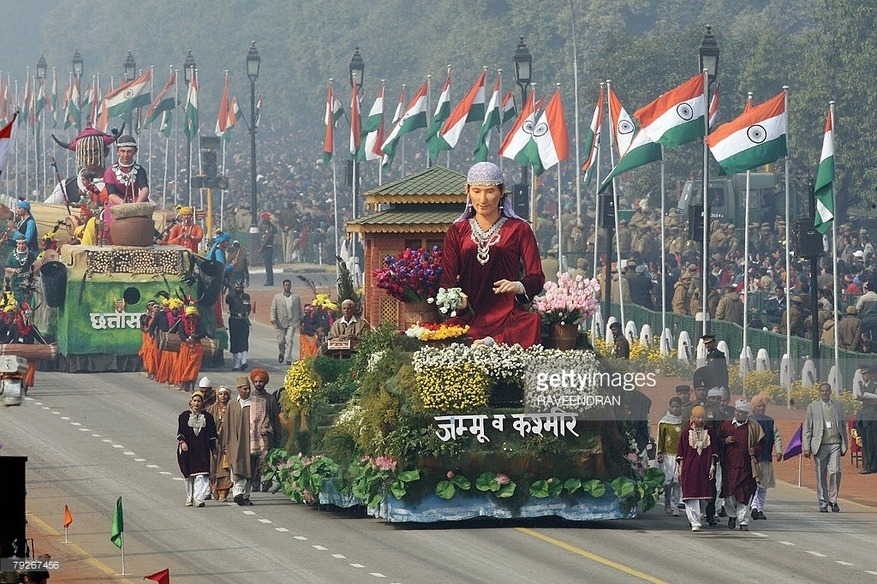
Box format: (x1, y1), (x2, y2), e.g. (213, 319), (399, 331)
(628, 264), (655, 310)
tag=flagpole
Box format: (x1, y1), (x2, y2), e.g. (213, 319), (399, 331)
(568, 0), (582, 224)
(148, 65), (154, 185)
(829, 101), (839, 393)
(119, 533), (126, 575)
(604, 79), (623, 326)
(13, 81), (18, 196)
(173, 68), (179, 207)
(743, 167), (751, 370)
(783, 85), (792, 407)
(660, 147), (667, 350)
(701, 68), (710, 336)
(591, 85), (602, 281)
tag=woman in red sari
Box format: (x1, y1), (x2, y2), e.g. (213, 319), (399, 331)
(439, 162), (545, 347)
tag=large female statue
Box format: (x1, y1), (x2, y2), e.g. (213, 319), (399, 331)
(439, 162), (545, 347)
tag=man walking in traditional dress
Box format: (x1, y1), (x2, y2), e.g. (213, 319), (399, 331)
(249, 368), (282, 492)
(223, 376), (269, 506)
(718, 400), (764, 531)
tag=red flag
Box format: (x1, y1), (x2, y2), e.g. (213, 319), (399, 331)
(322, 82), (335, 163)
(63, 504), (73, 528)
(216, 72), (229, 136)
(144, 568), (170, 584)
(349, 85), (361, 156)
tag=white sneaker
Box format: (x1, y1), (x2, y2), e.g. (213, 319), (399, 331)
(691, 525), (701, 532)
(673, 509), (680, 517)
(185, 499), (193, 507)
(195, 500), (205, 508)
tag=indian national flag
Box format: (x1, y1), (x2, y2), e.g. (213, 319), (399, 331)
(608, 85), (635, 158)
(598, 128), (662, 193)
(440, 69), (486, 150)
(498, 90), (538, 166)
(381, 80), (428, 169)
(426, 69), (451, 160)
(65, 79), (80, 130)
(474, 73), (502, 162)
(634, 73), (706, 147)
(184, 72), (198, 141)
(709, 82), (720, 129)
(501, 89), (516, 123)
(0, 113), (17, 178)
(532, 87), (569, 175)
(581, 85), (603, 186)
(706, 90), (787, 175)
(145, 70), (175, 127)
(323, 82), (337, 163)
(216, 72), (230, 137)
(104, 70), (151, 119)
(814, 106), (835, 234)
(358, 82), (384, 162)
(349, 87), (361, 157)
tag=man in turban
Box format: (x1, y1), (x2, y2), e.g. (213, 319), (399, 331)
(250, 368), (282, 492)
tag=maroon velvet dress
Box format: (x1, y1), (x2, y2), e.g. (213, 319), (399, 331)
(677, 424), (717, 500)
(718, 420), (763, 503)
(440, 217), (545, 347)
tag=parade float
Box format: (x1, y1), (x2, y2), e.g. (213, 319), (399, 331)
(262, 168), (663, 523)
(2, 125), (226, 373)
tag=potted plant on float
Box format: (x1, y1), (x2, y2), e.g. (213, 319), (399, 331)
(532, 272), (601, 350)
(373, 247), (443, 328)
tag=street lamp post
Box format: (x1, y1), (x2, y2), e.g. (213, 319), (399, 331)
(246, 41), (261, 265)
(183, 50), (196, 207)
(348, 47), (364, 274)
(123, 51), (136, 132)
(513, 37), (533, 223)
(697, 25), (719, 336)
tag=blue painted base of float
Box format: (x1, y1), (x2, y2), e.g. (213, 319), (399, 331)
(367, 492), (637, 523)
(319, 479), (363, 508)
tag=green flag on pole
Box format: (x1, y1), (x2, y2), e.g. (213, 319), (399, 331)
(110, 496), (124, 549)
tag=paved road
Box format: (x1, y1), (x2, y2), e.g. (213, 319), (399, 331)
(3, 318), (877, 583)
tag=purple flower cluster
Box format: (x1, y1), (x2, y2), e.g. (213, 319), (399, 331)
(373, 247), (444, 302)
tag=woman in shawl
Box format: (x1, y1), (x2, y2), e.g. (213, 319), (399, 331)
(208, 386), (233, 502)
(439, 162), (545, 347)
(177, 391), (217, 507)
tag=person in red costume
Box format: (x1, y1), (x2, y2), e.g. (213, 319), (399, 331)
(439, 162), (545, 347)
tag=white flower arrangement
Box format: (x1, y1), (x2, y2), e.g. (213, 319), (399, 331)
(428, 287), (465, 317)
(366, 350), (388, 373)
(411, 343), (596, 385)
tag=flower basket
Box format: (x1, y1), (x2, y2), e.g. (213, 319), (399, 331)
(549, 323), (578, 350)
(404, 301), (440, 329)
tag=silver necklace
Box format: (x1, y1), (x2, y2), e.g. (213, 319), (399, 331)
(469, 217), (506, 265)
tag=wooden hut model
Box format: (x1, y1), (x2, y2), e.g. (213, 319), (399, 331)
(347, 166), (466, 328)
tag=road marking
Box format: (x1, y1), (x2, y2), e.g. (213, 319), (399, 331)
(79, 428), (90, 431)
(146, 464), (160, 468)
(294, 536), (307, 541)
(91, 434), (101, 437)
(71, 422), (81, 426)
(332, 554), (346, 559)
(806, 551), (827, 558)
(172, 477), (184, 481)
(836, 561), (854, 566)
(313, 545), (328, 551)
(42, 406), (50, 410)
(112, 444), (124, 448)
(370, 573), (386, 578)
(102, 439), (112, 443)
(351, 563), (365, 568)
(778, 541), (795, 546)
(865, 571), (877, 576)
(61, 416), (70, 420)
(751, 532), (768, 538)
(159, 471), (172, 475)
(275, 527), (289, 532)
(258, 518), (273, 524)
(123, 452), (135, 456)
(242, 510), (256, 516)
(51, 411), (61, 415)
(516, 528), (668, 584)
(134, 458), (146, 462)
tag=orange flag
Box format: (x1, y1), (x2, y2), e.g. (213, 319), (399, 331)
(63, 505), (73, 528)
(144, 568), (170, 584)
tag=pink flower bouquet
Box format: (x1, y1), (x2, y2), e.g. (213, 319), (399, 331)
(532, 272), (601, 326)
